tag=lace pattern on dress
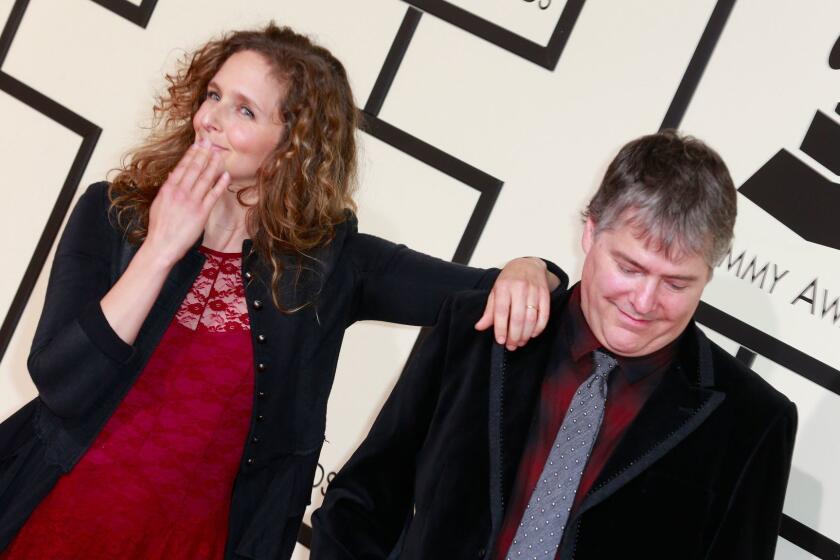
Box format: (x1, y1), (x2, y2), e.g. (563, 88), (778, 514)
(175, 248), (250, 332)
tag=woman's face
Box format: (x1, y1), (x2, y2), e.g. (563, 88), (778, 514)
(193, 50), (286, 189)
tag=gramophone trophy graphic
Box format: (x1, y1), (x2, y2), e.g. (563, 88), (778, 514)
(739, 35), (840, 250)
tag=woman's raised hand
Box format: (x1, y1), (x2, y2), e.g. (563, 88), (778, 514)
(100, 141), (230, 345)
(474, 257), (560, 351)
(145, 140), (231, 265)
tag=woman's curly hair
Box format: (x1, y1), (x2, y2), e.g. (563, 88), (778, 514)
(109, 23), (359, 310)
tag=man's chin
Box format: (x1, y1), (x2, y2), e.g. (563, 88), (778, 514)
(601, 328), (650, 357)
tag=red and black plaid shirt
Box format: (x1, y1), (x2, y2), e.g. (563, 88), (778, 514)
(493, 285), (676, 560)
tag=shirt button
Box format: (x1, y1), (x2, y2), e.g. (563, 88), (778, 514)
(257, 362), (266, 372)
(251, 436), (260, 444)
(244, 271), (252, 280)
(257, 414), (265, 422)
(246, 458), (254, 465)
(257, 391), (266, 398)
(257, 334), (266, 344)
(253, 299), (263, 310)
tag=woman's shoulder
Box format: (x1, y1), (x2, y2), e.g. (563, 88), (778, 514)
(77, 181), (112, 213)
(65, 181), (124, 239)
(339, 209), (358, 232)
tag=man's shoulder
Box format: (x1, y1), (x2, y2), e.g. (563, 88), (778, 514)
(437, 289), (495, 333)
(704, 337), (795, 416)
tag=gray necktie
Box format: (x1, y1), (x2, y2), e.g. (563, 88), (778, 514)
(505, 349), (618, 559)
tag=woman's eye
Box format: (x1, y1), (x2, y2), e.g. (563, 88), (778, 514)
(240, 106), (255, 119)
(207, 91), (220, 101)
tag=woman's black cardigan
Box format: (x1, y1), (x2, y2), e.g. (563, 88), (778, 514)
(0, 182), (536, 559)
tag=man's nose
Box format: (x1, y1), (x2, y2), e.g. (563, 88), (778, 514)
(630, 279), (657, 316)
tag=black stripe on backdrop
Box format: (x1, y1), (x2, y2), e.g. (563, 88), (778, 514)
(661, 0), (840, 556)
(359, 113), (502, 266)
(88, 0), (159, 28)
(403, 0), (585, 70)
(696, 302), (840, 397)
(780, 514), (840, 560)
(364, 7), (423, 118)
(659, 0), (735, 130)
(0, 0), (102, 363)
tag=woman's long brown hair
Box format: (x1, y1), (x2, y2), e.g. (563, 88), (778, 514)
(109, 23), (358, 310)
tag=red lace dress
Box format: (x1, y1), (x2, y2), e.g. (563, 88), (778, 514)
(2, 247), (254, 560)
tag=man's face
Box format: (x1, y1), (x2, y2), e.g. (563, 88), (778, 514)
(579, 214), (711, 357)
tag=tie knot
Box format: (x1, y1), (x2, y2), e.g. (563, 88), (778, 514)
(592, 349), (619, 377)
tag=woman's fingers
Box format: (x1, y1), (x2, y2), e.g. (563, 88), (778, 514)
(192, 150), (225, 200)
(177, 142), (213, 195)
(202, 171), (231, 213)
(145, 140), (227, 262)
(518, 288), (539, 344)
(534, 285), (551, 338)
(165, 142), (200, 190)
(492, 287), (513, 349)
(474, 291), (496, 333)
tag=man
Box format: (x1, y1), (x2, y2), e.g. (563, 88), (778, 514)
(311, 131), (797, 559)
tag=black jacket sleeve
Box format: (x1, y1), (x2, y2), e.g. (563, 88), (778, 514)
(345, 232), (498, 326)
(27, 182), (134, 419)
(707, 401), (798, 558)
(311, 296), (459, 559)
(345, 231), (565, 327)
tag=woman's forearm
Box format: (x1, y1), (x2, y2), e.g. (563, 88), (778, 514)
(99, 243), (176, 345)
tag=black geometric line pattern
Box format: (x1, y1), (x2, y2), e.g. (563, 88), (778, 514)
(780, 514), (840, 560)
(365, 7), (423, 118)
(0, 0), (102, 363)
(360, 113), (502, 266)
(87, 0), (159, 28)
(659, 0), (735, 130)
(403, 0), (585, 70)
(695, 302), (840, 397)
(734, 346), (756, 369)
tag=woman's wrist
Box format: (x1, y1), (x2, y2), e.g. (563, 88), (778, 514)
(134, 240), (181, 275)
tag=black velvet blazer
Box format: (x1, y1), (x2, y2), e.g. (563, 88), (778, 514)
(312, 285), (798, 559)
(0, 181), (515, 559)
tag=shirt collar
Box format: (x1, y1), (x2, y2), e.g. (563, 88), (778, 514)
(561, 283), (678, 384)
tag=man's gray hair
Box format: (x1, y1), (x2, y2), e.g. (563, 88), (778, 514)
(583, 130), (737, 267)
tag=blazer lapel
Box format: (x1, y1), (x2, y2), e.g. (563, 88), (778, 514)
(573, 325), (725, 518)
(486, 289), (571, 544)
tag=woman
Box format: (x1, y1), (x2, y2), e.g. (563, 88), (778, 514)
(0, 23), (559, 559)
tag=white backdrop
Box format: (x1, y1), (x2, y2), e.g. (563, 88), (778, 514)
(0, 1), (837, 558)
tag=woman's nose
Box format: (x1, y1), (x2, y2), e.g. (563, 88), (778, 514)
(201, 104), (222, 131)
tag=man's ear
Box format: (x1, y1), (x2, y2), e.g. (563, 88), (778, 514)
(582, 217), (596, 255)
